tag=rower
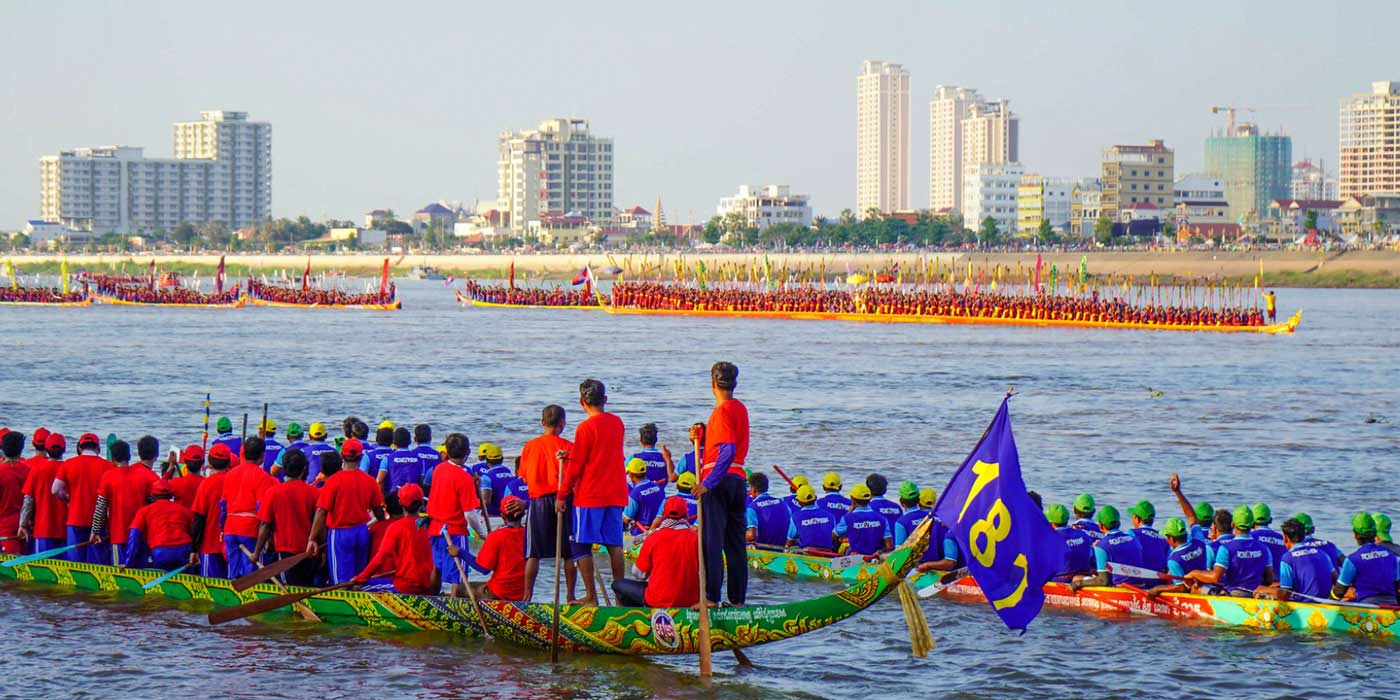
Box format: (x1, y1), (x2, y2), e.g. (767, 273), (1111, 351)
(411, 424), (440, 494)
(303, 422), (336, 484)
(1145, 517), (1210, 596)
(1331, 513), (1400, 606)
(623, 458), (663, 537)
(782, 474), (810, 514)
(817, 472), (850, 516)
(169, 446), (204, 509)
(556, 379), (629, 606)
(745, 472), (791, 547)
(210, 417), (242, 460)
(271, 423), (308, 480)
(260, 419), (284, 472)
(307, 439), (387, 585)
(220, 439), (277, 578)
(1250, 503), (1287, 579)
(1168, 472), (1214, 544)
(365, 420), (396, 479)
(471, 495), (528, 601)
(380, 427), (425, 498)
(1128, 500), (1169, 572)
(1254, 517), (1335, 602)
(122, 480), (195, 571)
(252, 450), (320, 586)
(368, 494), (402, 556)
(425, 432), (487, 598)
(1184, 506), (1274, 596)
(190, 443), (234, 577)
(1070, 494), (1102, 540)
(29, 427), (50, 465)
(1046, 503), (1095, 582)
(0, 431), (28, 555)
(835, 484), (892, 555)
(892, 485), (931, 547)
(1293, 512), (1345, 567)
(1071, 505), (1152, 590)
(19, 432), (68, 555)
(673, 472), (699, 521)
(670, 423), (706, 483)
(786, 485), (836, 550)
(914, 491), (964, 574)
(866, 474), (903, 531)
(54, 433), (113, 564)
(613, 496), (699, 608)
(1206, 508), (1236, 564)
(692, 361), (752, 607)
(90, 437), (159, 565)
(519, 405), (573, 601)
(352, 484), (439, 595)
(1374, 513), (1400, 558)
(477, 443), (514, 517)
(629, 422), (673, 485)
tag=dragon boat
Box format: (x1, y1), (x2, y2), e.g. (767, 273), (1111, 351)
(0, 296), (92, 307)
(0, 518), (931, 656)
(455, 288), (603, 310)
(245, 296), (402, 311)
(92, 293), (246, 309)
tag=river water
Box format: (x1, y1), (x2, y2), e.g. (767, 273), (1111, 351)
(1, 281), (1397, 699)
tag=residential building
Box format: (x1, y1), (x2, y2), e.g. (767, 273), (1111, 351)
(1015, 174), (1071, 236)
(1069, 179), (1102, 238)
(928, 86), (1018, 213)
(1265, 199), (1343, 241)
(1172, 174), (1230, 226)
(1204, 123), (1292, 219)
(171, 111), (272, 227)
(716, 185), (812, 231)
(1337, 193), (1400, 238)
(1339, 81), (1400, 198)
(615, 206), (653, 231)
(497, 118), (613, 233)
(962, 162), (1024, 237)
(856, 60), (910, 216)
(412, 202), (457, 232)
(1292, 160), (1338, 200)
(1100, 139), (1174, 222)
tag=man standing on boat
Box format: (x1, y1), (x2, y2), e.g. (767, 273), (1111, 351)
(0, 431), (29, 555)
(557, 379), (628, 606)
(307, 439), (386, 584)
(20, 433), (68, 555)
(221, 440), (277, 578)
(53, 433), (112, 564)
(520, 405), (572, 600)
(691, 362), (750, 606)
(425, 432), (486, 598)
(210, 417), (242, 462)
(191, 443), (233, 577)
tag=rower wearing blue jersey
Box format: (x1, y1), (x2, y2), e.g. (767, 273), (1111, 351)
(865, 474), (903, 531)
(623, 459), (664, 536)
(1071, 505), (1152, 589)
(816, 472), (850, 517)
(1375, 513), (1400, 558)
(210, 417), (242, 461)
(669, 423), (705, 483)
(271, 422), (309, 480)
(1070, 494), (1102, 540)
(672, 473), (698, 522)
(259, 419), (284, 472)
(629, 423), (673, 485)
(1146, 517), (1210, 596)
(1254, 517), (1335, 601)
(745, 472), (790, 548)
(412, 424), (440, 490)
(1250, 503), (1287, 578)
(1046, 503), (1094, 582)
(786, 485), (836, 550)
(835, 484), (892, 555)
(363, 423), (395, 480)
(303, 422), (337, 484)
(380, 428), (425, 496)
(915, 493), (964, 575)
(782, 474), (809, 514)
(1206, 509), (1236, 565)
(1294, 512), (1345, 567)
(1333, 513), (1400, 606)
(476, 443), (514, 517)
(1185, 506), (1274, 596)
(892, 483), (928, 546)
(1128, 500), (1169, 572)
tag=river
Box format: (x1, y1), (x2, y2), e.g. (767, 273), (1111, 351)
(1, 282), (1397, 699)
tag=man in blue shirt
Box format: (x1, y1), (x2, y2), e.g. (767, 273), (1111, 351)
(629, 423), (673, 485)
(1332, 512), (1400, 606)
(1147, 517), (1209, 596)
(1046, 503), (1095, 582)
(622, 459), (664, 536)
(1070, 493), (1102, 540)
(834, 484), (892, 556)
(1129, 500), (1169, 573)
(210, 416), (241, 461)
(259, 419), (284, 473)
(892, 482), (927, 547)
(745, 472), (790, 547)
(1251, 503), (1287, 579)
(1186, 505), (1274, 595)
(669, 423), (705, 483)
(1294, 512), (1346, 567)
(865, 474), (903, 532)
(786, 485), (836, 550)
(411, 424), (440, 493)
(1072, 505), (1152, 589)
(476, 443), (514, 517)
(816, 472), (850, 517)
(782, 474), (809, 515)
(363, 424), (395, 480)
(1255, 517), (1335, 601)
(671, 472), (699, 523)
(271, 422), (308, 480)
(303, 422), (337, 483)
(379, 428), (425, 495)
(1374, 513), (1400, 558)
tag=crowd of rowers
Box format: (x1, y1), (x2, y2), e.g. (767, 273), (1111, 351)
(461, 280), (599, 307)
(606, 282), (1275, 327)
(245, 279), (397, 306)
(0, 286), (89, 304)
(91, 277), (242, 305)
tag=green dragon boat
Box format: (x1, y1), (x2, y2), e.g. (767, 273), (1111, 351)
(0, 519), (932, 656)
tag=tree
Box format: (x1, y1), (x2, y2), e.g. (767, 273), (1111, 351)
(1374, 213), (1388, 241)
(172, 223), (199, 248)
(978, 216), (1000, 244)
(1161, 220), (1176, 243)
(838, 209), (856, 225)
(1036, 219), (1057, 245)
(701, 216), (723, 245)
(1093, 216), (1114, 246)
(1303, 209), (1318, 233)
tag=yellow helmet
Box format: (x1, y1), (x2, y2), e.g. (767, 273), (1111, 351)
(378, 420), (395, 430)
(822, 472), (842, 491)
(849, 484), (872, 502)
(626, 458), (648, 476)
(918, 488), (937, 509)
(308, 422), (327, 439)
(791, 475), (810, 489)
(479, 443), (503, 461)
(796, 484), (817, 504)
(677, 472), (697, 490)
(258, 418), (277, 432)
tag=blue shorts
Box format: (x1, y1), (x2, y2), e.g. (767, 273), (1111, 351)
(224, 535), (259, 579)
(431, 533), (486, 584)
(150, 545), (191, 572)
(201, 553), (227, 578)
(327, 524), (370, 585)
(67, 526), (97, 564)
(570, 505), (624, 558)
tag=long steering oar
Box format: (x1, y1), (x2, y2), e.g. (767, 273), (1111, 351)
(692, 438), (714, 681)
(550, 452), (568, 663)
(208, 572), (389, 625)
(237, 546), (320, 622)
(916, 566), (971, 599)
(142, 563), (193, 591)
(445, 531), (493, 638)
(231, 550), (312, 592)
(2, 543), (82, 568)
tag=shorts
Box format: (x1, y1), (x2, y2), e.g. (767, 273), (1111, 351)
(327, 524), (370, 585)
(200, 553), (228, 578)
(524, 494), (567, 559)
(432, 533), (487, 583)
(570, 505), (624, 558)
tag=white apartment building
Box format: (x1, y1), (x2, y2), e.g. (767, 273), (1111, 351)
(717, 185), (812, 231)
(1292, 160), (1338, 200)
(929, 86), (1019, 213)
(856, 60), (910, 217)
(1173, 174), (1230, 226)
(1070, 180), (1103, 238)
(962, 162), (1024, 237)
(1015, 174), (1072, 236)
(498, 118), (613, 233)
(38, 111), (271, 234)
(1339, 81), (1400, 198)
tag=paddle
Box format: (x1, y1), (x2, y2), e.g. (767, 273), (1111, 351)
(770, 464), (798, 491)
(550, 452), (567, 663)
(1106, 562), (1172, 581)
(208, 572), (389, 625)
(2, 543), (81, 568)
(238, 546), (320, 622)
(142, 563), (192, 590)
(692, 438), (713, 681)
(445, 532), (492, 637)
(916, 567), (970, 599)
(1121, 582), (1225, 623)
(231, 551), (312, 592)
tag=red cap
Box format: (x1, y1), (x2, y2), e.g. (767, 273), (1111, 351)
(32, 427), (50, 448)
(181, 445), (204, 463)
(340, 438), (364, 460)
(45, 433), (66, 452)
(151, 480), (174, 498)
(662, 495), (689, 520)
(207, 443), (233, 462)
(78, 433), (100, 448)
(501, 495), (526, 518)
(396, 483), (424, 506)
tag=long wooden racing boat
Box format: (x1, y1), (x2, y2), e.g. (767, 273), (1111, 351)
(0, 296), (93, 307)
(92, 293), (246, 309)
(246, 296), (402, 311)
(0, 518), (931, 656)
(456, 289), (602, 310)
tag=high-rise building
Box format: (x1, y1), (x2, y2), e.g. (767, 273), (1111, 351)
(38, 110), (271, 234)
(856, 60), (910, 217)
(1204, 123), (1292, 219)
(1100, 139), (1174, 221)
(1291, 160), (1338, 200)
(1015, 174), (1072, 236)
(716, 185), (812, 231)
(1339, 81), (1400, 198)
(928, 86), (1019, 213)
(497, 118), (614, 233)
(962, 162), (1024, 237)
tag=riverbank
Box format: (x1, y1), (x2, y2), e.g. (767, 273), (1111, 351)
(6, 249), (1399, 287)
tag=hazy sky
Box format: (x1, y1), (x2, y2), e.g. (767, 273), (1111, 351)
(2, 1), (1394, 228)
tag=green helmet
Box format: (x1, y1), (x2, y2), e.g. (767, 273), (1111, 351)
(1096, 504), (1121, 528)
(1045, 503), (1070, 527)
(1251, 503), (1272, 525)
(1352, 512), (1377, 538)
(216, 416), (233, 433)
(1373, 513), (1393, 544)
(1161, 517), (1188, 538)
(1128, 500), (1155, 521)
(1193, 501), (1214, 522)
(897, 481), (919, 501)
(1232, 505), (1255, 530)
(286, 422), (304, 439)
(1293, 512), (1315, 533)
(1073, 493), (1096, 516)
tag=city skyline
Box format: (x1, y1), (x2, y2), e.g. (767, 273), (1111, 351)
(1, 1), (1394, 229)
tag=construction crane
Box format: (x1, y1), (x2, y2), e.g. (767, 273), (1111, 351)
(1211, 106), (1255, 134)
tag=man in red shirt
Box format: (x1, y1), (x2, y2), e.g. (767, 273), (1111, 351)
(353, 483), (436, 594)
(612, 496), (699, 608)
(308, 439), (386, 584)
(557, 379), (628, 606)
(54, 433), (113, 564)
(0, 431), (30, 554)
(472, 495), (528, 601)
(690, 361), (751, 606)
(425, 432), (487, 597)
(252, 450), (320, 586)
(190, 443), (234, 578)
(220, 439), (277, 579)
(20, 432), (68, 555)
(27, 427), (50, 467)
(123, 480), (195, 571)
(90, 438), (158, 565)
(168, 445), (204, 510)
(519, 404), (573, 600)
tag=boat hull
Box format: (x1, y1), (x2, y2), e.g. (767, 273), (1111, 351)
(0, 297), (92, 307)
(246, 296), (402, 310)
(92, 293), (245, 309)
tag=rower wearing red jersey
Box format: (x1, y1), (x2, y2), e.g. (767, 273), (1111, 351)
(692, 361), (750, 606)
(557, 379), (629, 606)
(354, 484), (437, 594)
(252, 450), (320, 586)
(472, 495), (528, 601)
(425, 432), (487, 597)
(90, 438), (158, 565)
(122, 480), (195, 571)
(220, 439), (277, 579)
(612, 496), (700, 608)
(190, 443), (235, 578)
(0, 431), (30, 554)
(168, 446), (204, 510)
(520, 404), (573, 600)
(27, 428), (50, 467)
(20, 433), (68, 555)
(308, 439), (386, 585)
(53, 433), (113, 564)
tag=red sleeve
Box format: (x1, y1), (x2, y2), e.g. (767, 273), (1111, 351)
(560, 420), (591, 500)
(368, 478), (385, 508)
(477, 531), (499, 571)
(55, 462), (69, 483)
(315, 479), (336, 512)
(22, 468), (36, 497)
(359, 522), (399, 580)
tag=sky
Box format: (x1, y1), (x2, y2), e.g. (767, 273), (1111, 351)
(1, 1), (1395, 228)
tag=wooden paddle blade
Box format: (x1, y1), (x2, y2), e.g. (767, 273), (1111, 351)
(231, 552), (310, 592)
(209, 580), (349, 625)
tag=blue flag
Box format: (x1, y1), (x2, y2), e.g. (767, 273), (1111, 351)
(933, 396), (1066, 632)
